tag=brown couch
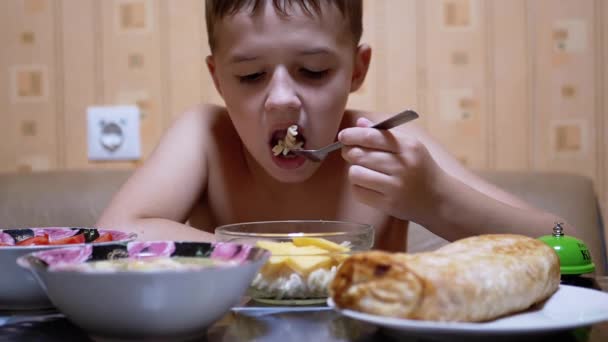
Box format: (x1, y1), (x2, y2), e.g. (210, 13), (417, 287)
(1, 169), (606, 275)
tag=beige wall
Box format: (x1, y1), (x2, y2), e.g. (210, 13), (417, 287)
(1, 0), (607, 239)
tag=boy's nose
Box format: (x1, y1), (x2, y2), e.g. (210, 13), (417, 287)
(264, 68), (301, 113)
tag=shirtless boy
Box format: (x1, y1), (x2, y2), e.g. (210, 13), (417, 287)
(97, 0), (571, 251)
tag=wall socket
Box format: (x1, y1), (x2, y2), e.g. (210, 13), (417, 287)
(87, 105), (141, 161)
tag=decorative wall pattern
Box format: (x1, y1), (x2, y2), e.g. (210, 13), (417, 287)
(1, 0), (607, 246)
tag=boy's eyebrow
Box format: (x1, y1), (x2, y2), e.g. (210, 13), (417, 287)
(228, 47), (336, 64)
(298, 47), (334, 56)
(229, 54), (259, 64)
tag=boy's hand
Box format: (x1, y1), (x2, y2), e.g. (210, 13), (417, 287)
(338, 117), (446, 222)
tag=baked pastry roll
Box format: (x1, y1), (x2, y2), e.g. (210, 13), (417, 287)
(330, 234), (560, 322)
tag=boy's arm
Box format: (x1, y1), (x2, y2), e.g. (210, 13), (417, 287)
(339, 113), (574, 241)
(96, 105), (217, 242)
(400, 123), (573, 240)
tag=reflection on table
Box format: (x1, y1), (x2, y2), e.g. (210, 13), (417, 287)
(1, 278), (608, 342)
(1, 308), (607, 341)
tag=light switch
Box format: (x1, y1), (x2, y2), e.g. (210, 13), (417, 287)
(87, 105), (141, 161)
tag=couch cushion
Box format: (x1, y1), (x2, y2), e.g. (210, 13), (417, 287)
(2, 169), (605, 274)
(0, 170), (131, 228)
(407, 171), (607, 275)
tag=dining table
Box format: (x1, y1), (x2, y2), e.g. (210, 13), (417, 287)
(1, 276), (608, 342)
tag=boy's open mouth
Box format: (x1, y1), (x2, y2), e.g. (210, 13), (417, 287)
(269, 127), (306, 158)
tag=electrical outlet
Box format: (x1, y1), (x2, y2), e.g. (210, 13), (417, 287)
(87, 105), (141, 161)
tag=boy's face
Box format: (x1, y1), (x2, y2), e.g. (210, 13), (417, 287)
(207, 2), (370, 183)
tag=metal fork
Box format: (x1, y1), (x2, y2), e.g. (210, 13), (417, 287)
(292, 109), (419, 162)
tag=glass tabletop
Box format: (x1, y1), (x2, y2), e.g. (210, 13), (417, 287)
(2, 279), (608, 341)
(1, 308), (607, 342)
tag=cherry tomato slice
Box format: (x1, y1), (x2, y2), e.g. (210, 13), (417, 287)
(50, 233), (86, 245)
(17, 234), (50, 246)
(93, 233), (113, 243)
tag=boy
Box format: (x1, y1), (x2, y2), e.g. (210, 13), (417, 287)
(97, 0), (570, 251)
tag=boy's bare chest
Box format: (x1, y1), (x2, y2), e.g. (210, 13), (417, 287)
(190, 162), (407, 251)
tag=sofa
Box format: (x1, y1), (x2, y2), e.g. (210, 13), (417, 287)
(1, 169), (606, 275)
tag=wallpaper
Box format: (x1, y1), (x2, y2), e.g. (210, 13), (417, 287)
(1, 0), (607, 244)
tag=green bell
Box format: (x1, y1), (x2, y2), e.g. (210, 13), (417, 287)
(538, 222), (595, 275)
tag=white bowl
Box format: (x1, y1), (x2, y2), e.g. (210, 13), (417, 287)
(17, 241), (269, 340)
(0, 227), (136, 310)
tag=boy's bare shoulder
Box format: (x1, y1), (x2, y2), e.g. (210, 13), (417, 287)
(170, 104), (240, 156)
(146, 104), (234, 162)
(170, 104), (235, 140)
(178, 103), (228, 127)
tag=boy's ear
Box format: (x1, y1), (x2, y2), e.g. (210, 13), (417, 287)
(206, 55), (223, 97)
(350, 44), (372, 93)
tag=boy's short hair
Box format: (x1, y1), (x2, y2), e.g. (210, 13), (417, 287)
(205, 0), (363, 52)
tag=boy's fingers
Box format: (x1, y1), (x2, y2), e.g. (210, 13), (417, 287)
(347, 165), (393, 194)
(341, 147), (402, 176)
(356, 117), (374, 128)
(338, 127), (400, 152)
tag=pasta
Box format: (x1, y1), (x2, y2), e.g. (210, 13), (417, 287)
(272, 125), (303, 156)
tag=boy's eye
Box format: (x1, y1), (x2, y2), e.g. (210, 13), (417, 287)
(238, 72), (265, 83)
(300, 69), (329, 79)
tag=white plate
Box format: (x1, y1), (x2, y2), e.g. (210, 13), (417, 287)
(328, 285), (608, 338)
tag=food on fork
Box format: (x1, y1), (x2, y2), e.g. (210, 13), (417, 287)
(330, 234), (560, 322)
(272, 125), (303, 156)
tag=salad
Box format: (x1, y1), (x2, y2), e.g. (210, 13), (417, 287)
(0, 227), (125, 246)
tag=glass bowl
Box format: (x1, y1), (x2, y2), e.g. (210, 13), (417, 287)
(215, 220), (374, 305)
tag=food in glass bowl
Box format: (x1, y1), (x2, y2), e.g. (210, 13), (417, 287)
(215, 220), (374, 305)
(0, 227), (136, 310)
